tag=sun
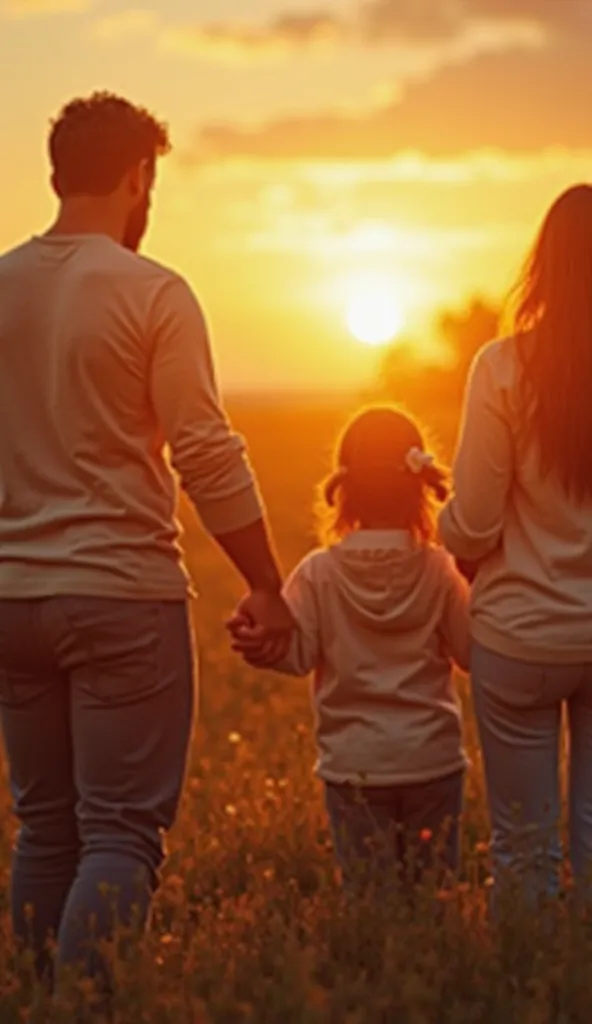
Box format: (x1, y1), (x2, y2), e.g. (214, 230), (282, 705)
(346, 276), (404, 346)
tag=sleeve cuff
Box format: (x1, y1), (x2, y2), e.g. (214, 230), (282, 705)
(195, 484), (265, 536)
(439, 503), (500, 562)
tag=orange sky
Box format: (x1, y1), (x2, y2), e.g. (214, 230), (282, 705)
(1, 0), (591, 390)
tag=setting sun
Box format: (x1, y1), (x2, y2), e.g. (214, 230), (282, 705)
(346, 275), (404, 347)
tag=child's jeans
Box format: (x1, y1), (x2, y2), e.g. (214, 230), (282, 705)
(324, 769), (464, 893)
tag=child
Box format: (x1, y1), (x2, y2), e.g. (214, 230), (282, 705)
(230, 406), (470, 892)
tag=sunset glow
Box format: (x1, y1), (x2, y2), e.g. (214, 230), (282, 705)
(0, 2), (590, 390)
(346, 275), (404, 347)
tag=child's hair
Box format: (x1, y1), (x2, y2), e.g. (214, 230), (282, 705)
(318, 406), (448, 545)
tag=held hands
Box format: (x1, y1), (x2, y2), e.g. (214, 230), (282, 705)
(227, 588), (294, 668)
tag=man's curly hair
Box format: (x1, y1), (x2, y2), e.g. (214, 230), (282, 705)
(49, 91), (171, 198)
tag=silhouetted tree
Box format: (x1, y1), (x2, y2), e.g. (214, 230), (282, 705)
(438, 297), (500, 376)
(376, 336), (431, 402)
(377, 296), (501, 404)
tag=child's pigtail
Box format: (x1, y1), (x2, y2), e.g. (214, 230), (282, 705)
(422, 463), (449, 503)
(324, 467), (348, 508)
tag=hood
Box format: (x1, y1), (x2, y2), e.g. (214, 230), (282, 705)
(327, 531), (431, 634)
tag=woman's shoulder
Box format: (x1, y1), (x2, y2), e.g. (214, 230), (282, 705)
(470, 335), (521, 394)
(474, 334), (517, 368)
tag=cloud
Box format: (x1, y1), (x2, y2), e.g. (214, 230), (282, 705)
(92, 8), (157, 42)
(183, 40), (592, 162)
(1, 0), (88, 13)
(1, 0), (89, 14)
(469, 0), (588, 31)
(160, 0), (586, 61)
(161, 10), (345, 60)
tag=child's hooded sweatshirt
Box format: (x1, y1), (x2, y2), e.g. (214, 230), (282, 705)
(277, 530), (469, 786)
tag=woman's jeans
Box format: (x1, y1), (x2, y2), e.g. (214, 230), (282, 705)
(325, 769), (464, 893)
(471, 641), (592, 904)
(0, 597), (195, 983)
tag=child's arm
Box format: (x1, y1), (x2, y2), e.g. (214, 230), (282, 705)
(230, 557), (320, 677)
(439, 555), (471, 672)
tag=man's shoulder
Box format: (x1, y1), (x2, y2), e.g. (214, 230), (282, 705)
(116, 249), (204, 313)
(0, 239), (35, 272)
(107, 246), (185, 289)
(0, 237), (185, 290)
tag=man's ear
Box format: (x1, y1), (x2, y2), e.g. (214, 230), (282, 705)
(128, 158), (152, 198)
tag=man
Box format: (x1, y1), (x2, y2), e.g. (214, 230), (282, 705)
(0, 92), (291, 982)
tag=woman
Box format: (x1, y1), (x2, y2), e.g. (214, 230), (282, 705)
(440, 185), (592, 905)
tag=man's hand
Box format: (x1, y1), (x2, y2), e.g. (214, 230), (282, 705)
(227, 589), (294, 666)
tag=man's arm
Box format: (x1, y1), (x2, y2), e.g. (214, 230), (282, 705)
(148, 276), (289, 635)
(231, 556), (320, 673)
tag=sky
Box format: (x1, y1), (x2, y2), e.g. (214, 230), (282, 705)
(1, 0), (591, 391)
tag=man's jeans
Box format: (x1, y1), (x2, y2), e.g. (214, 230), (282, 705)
(0, 597), (194, 981)
(472, 642), (592, 905)
(324, 769), (464, 893)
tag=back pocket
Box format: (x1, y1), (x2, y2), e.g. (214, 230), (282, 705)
(59, 599), (165, 706)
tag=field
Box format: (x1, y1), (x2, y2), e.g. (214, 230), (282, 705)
(1, 397), (591, 1023)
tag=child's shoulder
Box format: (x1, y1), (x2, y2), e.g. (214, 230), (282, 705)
(290, 547), (330, 579)
(421, 545), (463, 586)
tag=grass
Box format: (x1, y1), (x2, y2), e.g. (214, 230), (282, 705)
(1, 396), (591, 1022)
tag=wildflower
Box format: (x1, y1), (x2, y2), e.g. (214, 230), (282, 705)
(225, 804), (238, 817)
(420, 828), (433, 843)
(475, 841), (489, 856)
(228, 731), (242, 745)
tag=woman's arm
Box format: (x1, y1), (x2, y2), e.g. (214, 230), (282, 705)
(439, 344), (513, 563)
(439, 557), (471, 672)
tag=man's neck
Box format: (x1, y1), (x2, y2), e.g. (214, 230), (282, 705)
(47, 198), (124, 244)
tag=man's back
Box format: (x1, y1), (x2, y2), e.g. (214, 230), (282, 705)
(0, 91), (292, 998)
(0, 234), (190, 598)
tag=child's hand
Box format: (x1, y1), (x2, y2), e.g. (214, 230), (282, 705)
(228, 621), (282, 668)
(227, 590), (293, 665)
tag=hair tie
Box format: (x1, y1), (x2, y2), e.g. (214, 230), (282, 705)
(405, 447), (434, 475)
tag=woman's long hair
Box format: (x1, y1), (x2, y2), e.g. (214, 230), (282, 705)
(512, 184), (592, 502)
